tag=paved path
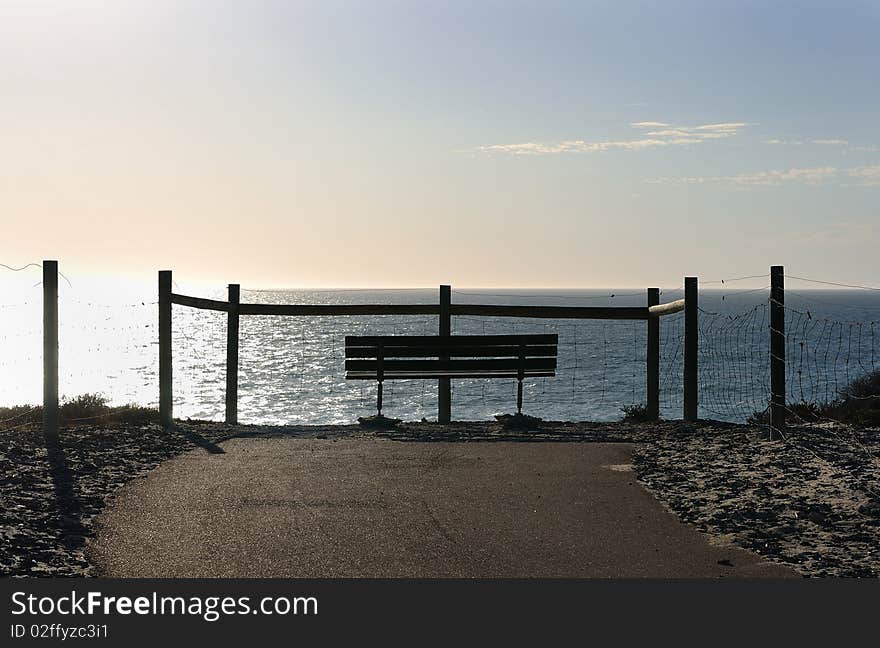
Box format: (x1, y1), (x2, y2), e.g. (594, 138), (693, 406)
(90, 438), (794, 577)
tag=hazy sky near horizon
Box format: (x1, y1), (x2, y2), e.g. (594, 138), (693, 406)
(1, 0), (878, 289)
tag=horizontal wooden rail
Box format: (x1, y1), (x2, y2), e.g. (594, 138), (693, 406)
(170, 295), (440, 316)
(170, 294), (685, 320)
(238, 303), (441, 316)
(450, 304), (650, 320)
(648, 299), (685, 317)
(170, 293), (231, 312)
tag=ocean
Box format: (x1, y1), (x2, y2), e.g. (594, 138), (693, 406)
(2, 276), (879, 425)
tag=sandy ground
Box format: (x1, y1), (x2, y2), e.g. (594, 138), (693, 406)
(89, 437), (792, 578)
(0, 424), (197, 576)
(636, 425), (880, 577)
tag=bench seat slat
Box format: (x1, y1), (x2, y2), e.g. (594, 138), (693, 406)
(345, 334), (557, 348)
(345, 370), (557, 380)
(345, 344), (558, 359)
(345, 358), (557, 373)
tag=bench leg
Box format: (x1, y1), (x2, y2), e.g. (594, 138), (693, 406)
(517, 379), (523, 415)
(377, 381), (383, 416)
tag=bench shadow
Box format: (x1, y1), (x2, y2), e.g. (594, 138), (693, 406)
(173, 424), (226, 454)
(44, 436), (87, 549)
(187, 420), (657, 444)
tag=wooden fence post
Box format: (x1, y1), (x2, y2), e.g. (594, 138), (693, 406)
(438, 284), (451, 423)
(159, 270), (173, 429)
(769, 265), (785, 438)
(683, 277), (698, 422)
(226, 284), (240, 425)
(43, 260), (59, 442)
(646, 287), (660, 420)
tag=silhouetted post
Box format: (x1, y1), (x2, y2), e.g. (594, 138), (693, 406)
(770, 265), (785, 438)
(226, 283), (240, 425)
(43, 260), (59, 442)
(683, 277), (698, 422)
(159, 270), (173, 429)
(438, 285), (451, 423)
(647, 287), (660, 420)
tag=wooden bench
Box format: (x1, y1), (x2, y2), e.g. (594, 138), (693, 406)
(344, 334), (558, 418)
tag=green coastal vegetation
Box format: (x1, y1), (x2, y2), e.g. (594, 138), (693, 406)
(619, 369), (880, 427)
(747, 369), (880, 427)
(0, 393), (158, 428)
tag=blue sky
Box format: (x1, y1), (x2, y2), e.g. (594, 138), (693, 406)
(1, 1), (878, 287)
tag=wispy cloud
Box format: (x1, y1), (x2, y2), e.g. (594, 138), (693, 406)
(691, 122), (748, 133)
(763, 138), (851, 146)
(630, 121), (671, 128)
(647, 166), (837, 187)
(466, 121), (748, 156)
(472, 137), (703, 156)
(848, 165), (880, 186)
(648, 165), (880, 187)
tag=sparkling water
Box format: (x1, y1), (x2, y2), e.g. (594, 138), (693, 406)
(2, 274), (878, 425)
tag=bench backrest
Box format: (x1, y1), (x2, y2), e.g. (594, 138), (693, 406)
(344, 334), (558, 380)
